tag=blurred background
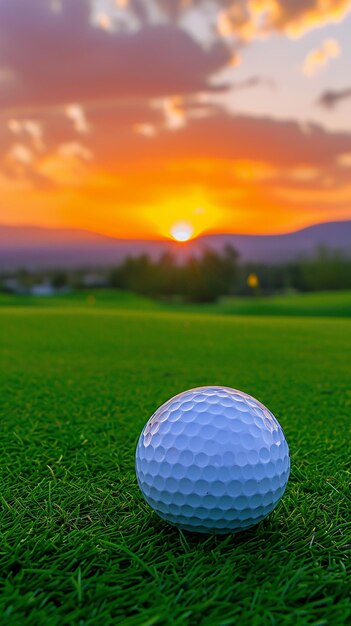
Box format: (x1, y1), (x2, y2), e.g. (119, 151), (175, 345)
(1, 0), (351, 309)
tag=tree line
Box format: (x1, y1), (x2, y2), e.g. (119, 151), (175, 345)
(2, 245), (351, 302)
(107, 244), (351, 301)
(109, 246), (239, 302)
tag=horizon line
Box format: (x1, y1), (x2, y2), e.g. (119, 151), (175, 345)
(1, 217), (351, 242)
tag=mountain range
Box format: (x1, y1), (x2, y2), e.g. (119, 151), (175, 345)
(0, 220), (350, 269)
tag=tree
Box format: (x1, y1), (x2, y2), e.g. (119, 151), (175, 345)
(51, 271), (67, 289)
(181, 246), (239, 302)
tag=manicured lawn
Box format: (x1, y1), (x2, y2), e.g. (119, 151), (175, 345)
(1, 289), (351, 318)
(0, 303), (350, 624)
(206, 290), (351, 318)
(0, 289), (159, 310)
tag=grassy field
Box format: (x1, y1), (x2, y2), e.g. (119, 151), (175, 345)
(0, 299), (350, 625)
(1, 288), (351, 317)
(202, 290), (351, 318)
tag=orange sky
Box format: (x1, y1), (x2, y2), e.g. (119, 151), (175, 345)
(1, 0), (351, 240)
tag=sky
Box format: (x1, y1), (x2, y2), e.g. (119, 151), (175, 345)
(1, 0), (351, 240)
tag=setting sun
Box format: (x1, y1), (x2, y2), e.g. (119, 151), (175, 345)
(170, 222), (194, 242)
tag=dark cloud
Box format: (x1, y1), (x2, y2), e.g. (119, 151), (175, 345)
(231, 76), (276, 92)
(4, 103), (351, 185)
(154, 0), (202, 20)
(84, 107), (351, 175)
(3, 104), (351, 225)
(128, 0), (150, 24)
(0, 0), (232, 111)
(62, 109), (351, 226)
(0, 98), (168, 176)
(1, 0), (350, 204)
(153, 113), (351, 170)
(318, 87), (351, 110)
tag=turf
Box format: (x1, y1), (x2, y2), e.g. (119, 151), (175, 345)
(195, 290), (351, 318)
(0, 289), (159, 310)
(1, 289), (351, 317)
(0, 303), (350, 625)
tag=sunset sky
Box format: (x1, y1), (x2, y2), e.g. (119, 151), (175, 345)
(1, 0), (351, 240)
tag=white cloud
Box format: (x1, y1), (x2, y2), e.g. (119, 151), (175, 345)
(8, 119), (44, 150)
(66, 104), (90, 134)
(38, 142), (93, 186)
(8, 143), (33, 165)
(302, 39), (341, 77)
(58, 142), (93, 161)
(97, 13), (112, 30)
(133, 123), (157, 137)
(154, 97), (186, 130)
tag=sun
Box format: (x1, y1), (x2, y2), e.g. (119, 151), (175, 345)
(170, 221), (194, 242)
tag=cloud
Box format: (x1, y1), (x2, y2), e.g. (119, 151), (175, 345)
(302, 39), (341, 76)
(7, 118), (44, 150)
(149, 1), (351, 39)
(289, 167), (320, 182)
(2, 106), (351, 234)
(232, 75), (275, 91)
(35, 141), (94, 186)
(1, 0), (350, 235)
(10, 104), (351, 184)
(57, 142), (93, 161)
(0, 98), (166, 167)
(266, 0), (351, 37)
(318, 86), (351, 109)
(133, 123), (157, 137)
(7, 143), (33, 168)
(63, 107), (351, 219)
(7, 105), (351, 195)
(216, 0), (351, 39)
(96, 13), (112, 31)
(113, 112), (351, 170)
(155, 97), (187, 130)
(66, 104), (90, 134)
(337, 153), (351, 167)
(2, 141), (53, 188)
(0, 0), (232, 111)
(67, 107), (351, 234)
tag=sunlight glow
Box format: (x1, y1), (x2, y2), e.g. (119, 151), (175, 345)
(170, 221), (194, 242)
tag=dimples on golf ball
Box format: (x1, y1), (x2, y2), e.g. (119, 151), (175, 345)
(136, 387), (290, 534)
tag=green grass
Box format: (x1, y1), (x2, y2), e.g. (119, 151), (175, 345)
(0, 302), (350, 625)
(1, 288), (351, 318)
(0, 289), (158, 310)
(193, 290), (351, 318)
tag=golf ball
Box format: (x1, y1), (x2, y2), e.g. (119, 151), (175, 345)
(136, 387), (290, 534)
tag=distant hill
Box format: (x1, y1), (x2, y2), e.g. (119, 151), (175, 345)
(198, 221), (351, 262)
(0, 221), (350, 269)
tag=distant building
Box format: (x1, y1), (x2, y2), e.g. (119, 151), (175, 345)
(2, 278), (29, 295)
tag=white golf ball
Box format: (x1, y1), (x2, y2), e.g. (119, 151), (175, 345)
(136, 386), (290, 534)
